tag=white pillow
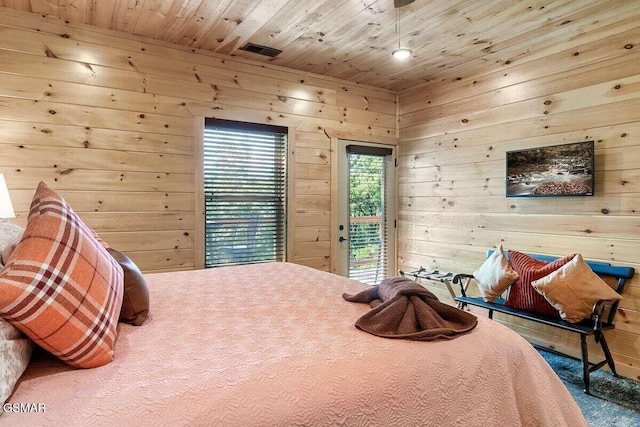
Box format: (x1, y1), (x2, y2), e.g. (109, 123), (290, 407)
(532, 254), (622, 323)
(473, 244), (519, 302)
(1, 234), (21, 266)
(1, 319), (33, 405)
(0, 219), (23, 269)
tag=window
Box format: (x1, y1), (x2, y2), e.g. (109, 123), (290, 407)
(347, 146), (393, 284)
(203, 118), (287, 267)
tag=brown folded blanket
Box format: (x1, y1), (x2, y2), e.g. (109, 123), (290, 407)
(343, 277), (477, 341)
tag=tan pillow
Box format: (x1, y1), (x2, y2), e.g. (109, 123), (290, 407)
(0, 182), (124, 368)
(532, 254), (622, 323)
(107, 248), (150, 326)
(473, 244), (519, 302)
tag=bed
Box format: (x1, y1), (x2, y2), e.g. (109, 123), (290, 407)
(3, 261), (587, 426)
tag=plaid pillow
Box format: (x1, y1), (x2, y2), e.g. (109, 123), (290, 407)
(0, 182), (124, 368)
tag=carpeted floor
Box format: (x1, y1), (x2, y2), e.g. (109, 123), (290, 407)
(539, 349), (640, 427)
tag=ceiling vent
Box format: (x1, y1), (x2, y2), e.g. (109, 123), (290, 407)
(239, 42), (283, 58)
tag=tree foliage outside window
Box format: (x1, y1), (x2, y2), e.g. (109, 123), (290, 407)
(349, 154), (383, 217)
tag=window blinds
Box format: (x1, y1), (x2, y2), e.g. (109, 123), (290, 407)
(203, 119), (287, 267)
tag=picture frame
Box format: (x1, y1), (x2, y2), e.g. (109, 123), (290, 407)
(506, 140), (594, 197)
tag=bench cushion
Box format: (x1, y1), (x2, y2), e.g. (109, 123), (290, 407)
(505, 251), (574, 318)
(532, 254), (622, 323)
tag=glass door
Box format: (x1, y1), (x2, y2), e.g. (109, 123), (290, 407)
(336, 140), (396, 285)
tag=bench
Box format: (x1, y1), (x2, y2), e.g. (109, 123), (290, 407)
(453, 251), (635, 395)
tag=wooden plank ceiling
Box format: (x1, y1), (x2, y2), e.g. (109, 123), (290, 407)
(0, 0), (631, 91)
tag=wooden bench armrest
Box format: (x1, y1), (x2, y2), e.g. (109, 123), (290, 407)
(453, 274), (474, 297)
(592, 299), (618, 331)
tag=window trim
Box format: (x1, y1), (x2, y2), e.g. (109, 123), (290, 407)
(195, 117), (205, 269)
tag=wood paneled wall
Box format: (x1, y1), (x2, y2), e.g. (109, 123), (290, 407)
(397, 18), (640, 379)
(0, 8), (396, 273)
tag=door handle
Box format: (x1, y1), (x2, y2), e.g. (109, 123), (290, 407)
(339, 236), (346, 242)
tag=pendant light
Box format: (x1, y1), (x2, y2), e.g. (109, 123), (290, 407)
(392, 6), (412, 60)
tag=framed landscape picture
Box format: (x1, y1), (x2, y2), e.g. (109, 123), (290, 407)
(506, 140), (594, 197)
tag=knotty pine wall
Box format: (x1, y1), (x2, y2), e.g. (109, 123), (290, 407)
(397, 19), (640, 379)
(0, 8), (396, 274)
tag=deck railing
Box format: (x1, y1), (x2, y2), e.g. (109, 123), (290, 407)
(348, 215), (384, 285)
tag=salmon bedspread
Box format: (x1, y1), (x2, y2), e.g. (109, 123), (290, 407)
(3, 262), (586, 426)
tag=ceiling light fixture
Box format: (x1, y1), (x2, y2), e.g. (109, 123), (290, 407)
(392, 5), (412, 60)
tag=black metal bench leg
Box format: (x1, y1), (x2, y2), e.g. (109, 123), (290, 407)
(580, 334), (591, 395)
(598, 333), (619, 377)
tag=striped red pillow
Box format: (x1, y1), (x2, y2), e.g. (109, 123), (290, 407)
(0, 182), (124, 368)
(505, 251), (575, 318)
